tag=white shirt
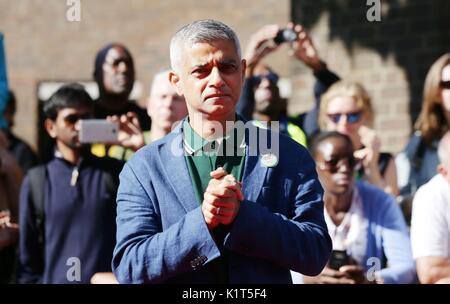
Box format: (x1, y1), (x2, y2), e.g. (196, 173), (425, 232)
(411, 174), (450, 259)
(324, 188), (368, 265)
(291, 188), (368, 283)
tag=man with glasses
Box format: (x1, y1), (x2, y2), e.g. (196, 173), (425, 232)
(237, 23), (340, 144)
(17, 83), (123, 284)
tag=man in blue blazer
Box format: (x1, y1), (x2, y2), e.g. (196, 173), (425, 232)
(112, 19), (331, 284)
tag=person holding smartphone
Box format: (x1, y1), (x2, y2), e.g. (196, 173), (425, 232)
(17, 83), (124, 284)
(302, 131), (416, 284)
(91, 43), (149, 161)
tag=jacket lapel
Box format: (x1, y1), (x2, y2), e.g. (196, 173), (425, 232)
(157, 121), (272, 211)
(241, 123), (269, 203)
(158, 125), (199, 213)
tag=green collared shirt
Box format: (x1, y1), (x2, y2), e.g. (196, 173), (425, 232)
(183, 117), (246, 206)
(183, 117), (246, 283)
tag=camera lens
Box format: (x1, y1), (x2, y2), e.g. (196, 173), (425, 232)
(274, 28), (297, 44)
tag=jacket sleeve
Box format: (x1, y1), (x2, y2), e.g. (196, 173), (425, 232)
(17, 176), (43, 284)
(235, 78), (255, 122)
(302, 67), (340, 138)
(223, 149), (332, 276)
(112, 162), (221, 284)
(377, 195), (416, 284)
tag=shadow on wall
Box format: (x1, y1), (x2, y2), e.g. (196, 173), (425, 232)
(292, 0), (450, 128)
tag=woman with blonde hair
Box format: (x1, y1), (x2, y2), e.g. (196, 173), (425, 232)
(399, 53), (450, 196)
(319, 80), (398, 196)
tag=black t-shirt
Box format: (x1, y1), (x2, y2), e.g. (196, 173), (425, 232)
(94, 101), (151, 131)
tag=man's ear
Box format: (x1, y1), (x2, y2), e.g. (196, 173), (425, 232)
(241, 59), (247, 81)
(438, 164), (447, 177)
(169, 71), (183, 96)
(44, 118), (57, 139)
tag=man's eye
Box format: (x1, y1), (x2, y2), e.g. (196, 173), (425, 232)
(327, 159), (339, 166)
(220, 64), (237, 73)
(192, 68), (208, 75)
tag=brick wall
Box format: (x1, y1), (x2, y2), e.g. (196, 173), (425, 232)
(291, 0), (450, 153)
(2, 0), (449, 154)
(0, 0), (291, 152)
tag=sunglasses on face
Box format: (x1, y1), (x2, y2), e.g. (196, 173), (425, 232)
(63, 113), (93, 125)
(440, 80), (450, 90)
(317, 155), (357, 173)
(327, 111), (363, 124)
(252, 73), (279, 86)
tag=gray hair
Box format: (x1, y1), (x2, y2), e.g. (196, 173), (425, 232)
(169, 19), (242, 72)
(438, 131), (450, 164)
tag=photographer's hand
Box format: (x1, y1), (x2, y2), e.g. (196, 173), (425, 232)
(244, 24), (281, 77)
(107, 112), (145, 151)
(288, 23), (325, 72)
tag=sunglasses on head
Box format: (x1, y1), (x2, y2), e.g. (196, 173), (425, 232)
(440, 80), (450, 89)
(63, 113), (92, 125)
(327, 111), (363, 124)
(318, 155), (357, 173)
(252, 73), (279, 86)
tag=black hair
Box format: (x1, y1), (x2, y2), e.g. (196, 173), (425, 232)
(309, 131), (354, 158)
(43, 83), (93, 120)
(93, 43), (134, 86)
(5, 90), (16, 114)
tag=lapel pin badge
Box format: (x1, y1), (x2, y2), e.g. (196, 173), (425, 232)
(261, 153), (278, 168)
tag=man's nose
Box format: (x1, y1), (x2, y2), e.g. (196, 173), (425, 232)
(117, 61), (129, 73)
(260, 77), (271, 88)
(209, 67), (225, 87)
(337, 159), (352, 173)
(74, 120), (82, 131)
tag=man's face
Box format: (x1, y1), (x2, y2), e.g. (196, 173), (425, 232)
(315, 137), (356, 195)
(102, 46), (135, 96)
(252, 66), (282, 115)
(147, 74), (188, 130)
(45, 106), (93, 150)
(170, 40), (245, 121)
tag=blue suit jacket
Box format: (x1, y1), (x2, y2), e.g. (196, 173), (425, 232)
(112, 122), (331, 283)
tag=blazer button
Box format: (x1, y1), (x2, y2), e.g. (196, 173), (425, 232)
(190, 259), (199, 269)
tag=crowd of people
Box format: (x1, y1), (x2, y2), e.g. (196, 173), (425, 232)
(1, 19), (450, 284)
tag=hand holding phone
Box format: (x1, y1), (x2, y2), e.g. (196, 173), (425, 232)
(328, 250), (350, 270)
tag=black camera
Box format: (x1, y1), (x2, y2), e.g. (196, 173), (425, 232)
(328, 250), (350, 270)
(274, 28), (297, 44)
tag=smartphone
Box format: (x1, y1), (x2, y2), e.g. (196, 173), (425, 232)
(79, 119), (118, 143)
(328, 250), (350, 270)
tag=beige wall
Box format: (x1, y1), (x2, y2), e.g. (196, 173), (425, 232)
(0, 0), (291, 151)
